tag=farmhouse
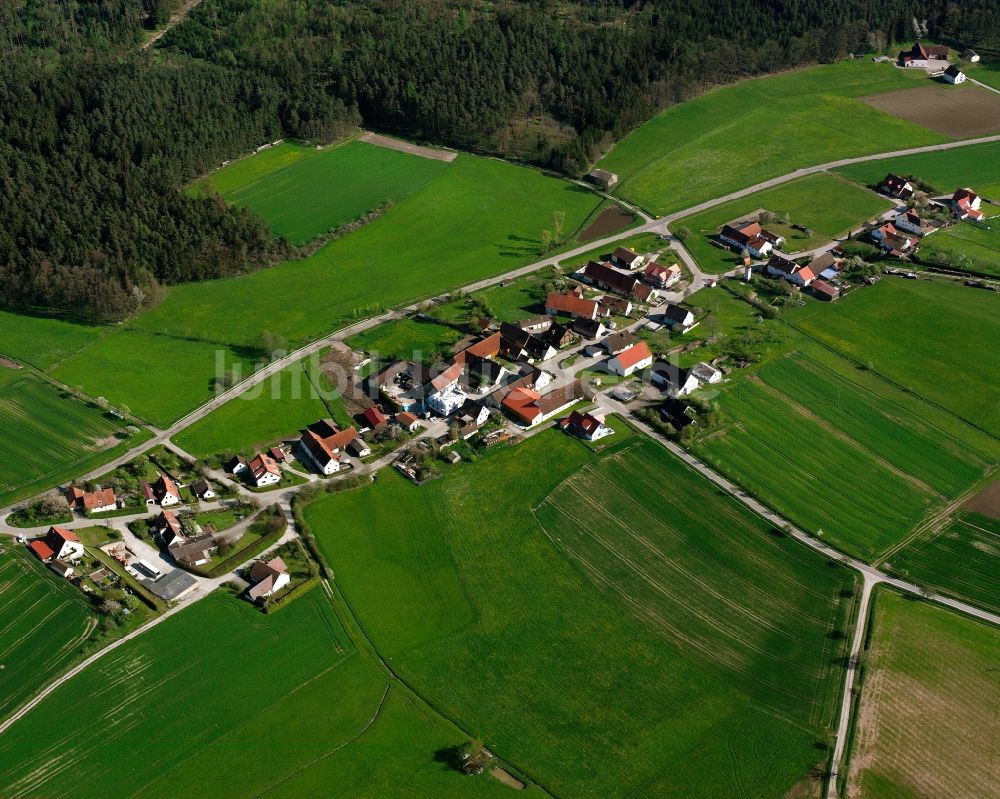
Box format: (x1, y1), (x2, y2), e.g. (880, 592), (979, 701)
(586, 169), (618, 190)
(154, 473), (181, 507)
(298, 419), (359, 475)
(65, 486), (117, 514)
(225, 455), (247, 475)
(560, 410), (612, 441)
(348, 436), (372, 458)
(807, 251), (843, 281)
(943, 65), (967, 84)
(582, 261), (656, 302)
(608, 341), (653, 377)
(154, 510), (184, 545)
(545, 323), (577, 349)
(599, 296), (633, 317)
(41, 526), (83, 563)
(501, 384), (578, 427)
(951, 188), (984, 221)
(248, 452), (282, 487)
(455, 398), (491, 439)
(604, 331), (637, 355)
(190, 479), (215, 500)
(880, 173), (914, 200)
(643, 261), (681, 288)
(718, 220), (782, 258)
(396, 411), (421, 433)
(572, 317), (607, 339)
(546, 289), (600, 320)
(248, 556), (291, 602)
(499, 322), (557, 363)
(894, 209), (937, 237)
(611, 247), (645, 271)
(269, 447), (287, 464)
(650, 361), (700, 397)
(766, 255), (816, 286)
(663, 304), (698, 333)
(49, 560), (74, 579)
(898, 41), (948, 68)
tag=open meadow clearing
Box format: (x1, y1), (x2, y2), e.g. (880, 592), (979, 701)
(347, 317), (463, 362)
(0, 590), (519, 799)
(0, 547), (96, 722)
(305, 432), (855, 799)
(846, 590), (1000, 799)
(172, 353), (352, 461)
(835, 140), (1000, 198)
(787, 279), (1000, 436)
(597, 61), (946, 215)
(860, 83), (1000, 138)
(675, 173), (893, 273)
(885, 512), (1000, 614)
(0, 310), (104, 371)
(0, 370), (150, 507)
(202, 140), (450, 244)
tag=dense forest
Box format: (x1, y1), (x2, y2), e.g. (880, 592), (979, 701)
(0, 0), (996, 320)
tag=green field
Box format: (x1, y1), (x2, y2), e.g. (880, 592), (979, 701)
(0, 370), (150, 507)
(787, 279), (1000, 435)
(305, 432), (855, 798)
(172, 354), (351, 461)
(846, 590), (1000, 799)
(347, 318), (463, 362)
(918, 219), (1000, 277)
(675, 173), (894, 273)
(598, 61), (946, 215)
(204, 140), (450, 244)
(192, 141), (318, 197)
(0, 547), (96, 721)
(0, 590), (521, 799)
(885, 512), (1000, 613)
(48, 154), (600, 426)
(0, 310), (104, 371)
(835, 140), (1000, 198)
(52, 330), (261, 428)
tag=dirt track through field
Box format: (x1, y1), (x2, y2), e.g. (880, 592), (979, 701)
(861, 84), (1000, 138)
(359, 132), (457, 162)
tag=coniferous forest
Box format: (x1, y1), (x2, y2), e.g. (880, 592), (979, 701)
(1, 0), (996, 320)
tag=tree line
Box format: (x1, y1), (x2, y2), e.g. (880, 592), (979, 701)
(0, 0), (995, 320)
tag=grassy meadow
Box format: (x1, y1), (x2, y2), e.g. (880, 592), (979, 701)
(347, 317), (463, 362)
(0, 590), (520, 799)
(835, 140), (1000, 197)
(0, 547), (96, 722)
(675, 173), (894, 273)
(204, 140), (450, 244)
(885, 512), (1000, 614)
(172, 353), (352, 461)
(787, 279), (1000, 435)
(917, 219), (1000, 277)
(598, 60), (946, 215)
(0, 370), (150, 507)
(0, 310), (104, 371)
(305, 432), (855, 799)
(846, 590), (1000, 799)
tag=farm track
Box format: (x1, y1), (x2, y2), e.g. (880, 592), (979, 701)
(142, 0), (203, 50)
(2, 133), (1000, 796)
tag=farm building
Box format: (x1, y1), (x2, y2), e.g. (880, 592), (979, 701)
(808, 280), (841, 301)
(766, 255), (816, 286)
(298, 419), (360, 475)
(501, 384), (578, 427)
(608, 341), (653, 377)
(170, 534), (218, 568)
(718, 220), (783, 258)
(45, 527), (84, 562)
(190, 479), (215, 500)
(650, 361), (700, 397)
(643, 261), (681, 288)
(362, 405), (388, 429)
(516, 315), (554, 334)
(951, 188), (984, 221)
(396, 411), (421, 433)
(144, 569), (199, 602)
(65, 486), (117, 514)
(499, 322), (557, 363)
(582, 261), (656, 302)
(604, 331), (637, 356)
(586, 169), (619, 190)
(545, 289), (600, 320)
(572, 317), (607, 339)
(154, 510), (183, 544)
(153, 473), (181, 507)
(688, 362), (723, 385)
(898, 41), (948, 68)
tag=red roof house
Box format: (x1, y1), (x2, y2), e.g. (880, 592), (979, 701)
(29, 539), (55, 561)
(362, 406), (388, 428)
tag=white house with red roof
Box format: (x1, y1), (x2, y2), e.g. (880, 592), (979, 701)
(560, 410), (612, 441)
(31, 526), (85, 562)
(545, 289), (600, 320)
(66, 486), (117, 514)
(298, 419), (358, 475)
(766, 255), (816, 286)
(719, 221), (783, 258)
(154, 473), (181, 507)
(880, 174), (914, 200)
(247, 557), (291, 602)
(248, 452), (282, 487)
(643, 261), (681, 289)
(608, 341), (653, 377)
(951, 188), (984, 221)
